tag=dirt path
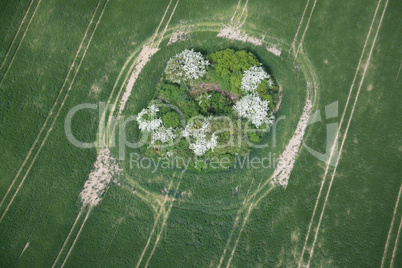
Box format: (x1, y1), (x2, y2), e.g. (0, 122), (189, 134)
(112, 0), (179, 118)
(18, 242), (30, 259)
(395, 60), (402, 83)
(271, 98), (312, 188)
(218, 179), (266, 268)
(305, 1), (389, 265)
(150, 0), (173, 45)
(218, 180), (255, 268)
(118, 46), (159, 115)
(217, 215), (240, 268)
(190, 82), (241, 102)
(237, 0), (249, 26)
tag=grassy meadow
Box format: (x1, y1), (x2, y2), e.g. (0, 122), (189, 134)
(0, 0), (401, 267)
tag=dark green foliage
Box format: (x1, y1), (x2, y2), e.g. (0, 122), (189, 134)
(208, 48), (259, 77)
(177, 99), (200, 121)
(139, 48), (277, 172)
(197, 94), (212, 115)
(161, 111), (181, 128)
(156, 82), (183, 102)
(208, 49), (260, 96)
(257, 80), (274, 110)
(209, 92), (232, 115)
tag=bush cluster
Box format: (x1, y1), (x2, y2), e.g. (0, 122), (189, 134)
(136, 48), (280, 172)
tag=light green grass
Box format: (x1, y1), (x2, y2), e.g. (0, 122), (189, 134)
(0, 0), (401, 267)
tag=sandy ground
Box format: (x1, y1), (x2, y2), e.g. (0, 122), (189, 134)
(271, 99), (312, 188)
(167, 29), (189, 45)
(266, 46), (281, 57)
(80, 147), (123, 206)
(217, 25), (262, 46)
(118, 46), (159, 115)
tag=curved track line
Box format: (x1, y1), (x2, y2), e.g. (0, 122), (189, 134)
(150, 0), (173, 45)
(297, 0), (384, 266)
(381, 182), (402, 268)
(0, 0), (109, 223)
(154, 0), (180, 48)
(0, 0), (104, 211)
(0, 0), (36, 71)
(395, 60), (402, 84)
(225, 203), (253, 268)
(217, 215), (240, 268)
(287, 0), (311, 59)
(51, 209), (84, 268)
(109, 0), (179, 128)
(307, 1), (389, 265)
(218, 179), (255, 268)
(230, 0), (242, 23)
(60, 208), (92, 268)
(390, 213), (402, 268)
(135, 192), (171, 268)
(144, 180), (182, 267)
(293, 0), (318, 63)
(0, 0), (42, 86)
(105, 0), (176, 126)
(98, 217), (124, 267)
(218, 180), (269, 268)
(236, 0), (249, 25)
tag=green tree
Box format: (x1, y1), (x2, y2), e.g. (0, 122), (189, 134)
(161, 111), (181, 128)
(208, 48), (259, 78)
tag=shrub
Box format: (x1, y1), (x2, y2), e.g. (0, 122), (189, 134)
(210, 92), (232, 115)
(157, 83), (182, 101)
(138, 48), (278, 170)
(162, 111), (181, 128)
(208, 48), (259, 78)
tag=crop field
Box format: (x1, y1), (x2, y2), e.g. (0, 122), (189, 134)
(0, 0), (401, 267)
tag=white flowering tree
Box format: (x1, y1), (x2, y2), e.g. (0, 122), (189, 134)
(233, 94), (273, 128)
(136, 105), (177, 144)
(182, 117), (217, 156)
(150, 125), (176, 144)
(240, 65), (270, 93)
(165, 49), (210, 84)
(136, 105), (162, 132)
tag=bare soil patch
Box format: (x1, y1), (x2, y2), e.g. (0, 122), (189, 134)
(190, 82), (241, 103)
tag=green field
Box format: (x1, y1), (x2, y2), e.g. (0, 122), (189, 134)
(0, 0), (401, 267)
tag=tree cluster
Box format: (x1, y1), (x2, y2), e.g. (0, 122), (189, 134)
(136, 48), (280, 172)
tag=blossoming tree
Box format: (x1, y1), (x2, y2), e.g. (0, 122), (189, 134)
(136, 105), (177, 145)
(182, 117), (217, 156)
(165, 49), (210, 84)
